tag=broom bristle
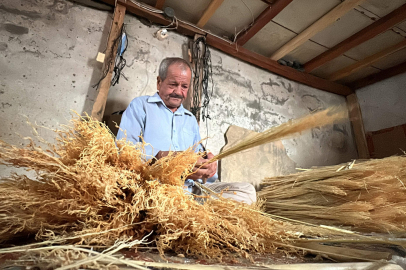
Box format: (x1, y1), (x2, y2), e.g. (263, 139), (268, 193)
(259, 156), (406, 234)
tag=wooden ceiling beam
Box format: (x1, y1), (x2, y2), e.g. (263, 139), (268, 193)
(155, 0), (166, 10)
(100, 0), (352, 96)
(327, 39), (406, 81)
(349, 61), (406, 90)
(196, 0), (225, 28)
(236, 0), (293, 46)
(270, 0), (366, 61)
(305, 3), (406, 73)
(205, 35), (352, 95)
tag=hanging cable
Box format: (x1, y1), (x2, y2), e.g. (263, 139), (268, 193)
(93, 24), (128, 89)
(190, 37), (214, 148)
(111, 24), (128, 86)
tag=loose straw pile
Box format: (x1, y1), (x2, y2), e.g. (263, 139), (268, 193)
(0, 115), (298, 262)
(259, 156), (406, 234)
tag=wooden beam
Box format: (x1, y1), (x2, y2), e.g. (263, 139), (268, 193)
(102, 0), (352, 95)
(327, 39), (406, 81)
(270, 0), (366, 61)
(236, 0), (293, 46)
(91, 3), (126, 121)
(305, 3), (406, 73)
(116, 0), (205, 37)
(155, 0), (166, 10)
(196, 0), (224, 28)
(349, 60), (406, 90)
(205, 34), (353, 96)
(346, 94), (369, 159)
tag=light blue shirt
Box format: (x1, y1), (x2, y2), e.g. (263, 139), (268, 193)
(117, 92), (202, 158)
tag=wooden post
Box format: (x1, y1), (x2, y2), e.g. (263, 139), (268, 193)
(346, 93), (370, 159)
(91, 3), (126, 121)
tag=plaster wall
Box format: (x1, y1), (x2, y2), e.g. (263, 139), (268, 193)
(0, 0), (357, 178)
(356, 73), (406, 133)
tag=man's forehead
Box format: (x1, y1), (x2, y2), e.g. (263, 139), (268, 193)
(168, 63), (191, 73)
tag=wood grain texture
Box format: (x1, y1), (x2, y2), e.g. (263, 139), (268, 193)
(196, 0), (224, 28)
(236, 0), (293, 46)
(349, 60), (406, 89)
(155, 0), (166, 10)
(270, 0), (366, 61)
(327, 39), (406, 81)
(305, 3), (406, 72)
(91, 4), (126, 121)
(346, 93), (369, 159)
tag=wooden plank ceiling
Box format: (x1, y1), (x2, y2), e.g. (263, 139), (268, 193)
(101, 0), (406, 95)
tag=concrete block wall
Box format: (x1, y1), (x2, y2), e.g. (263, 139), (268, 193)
(0, 0), (358, 178)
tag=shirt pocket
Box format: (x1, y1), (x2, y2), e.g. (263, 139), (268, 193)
(182, 128), (196, 149)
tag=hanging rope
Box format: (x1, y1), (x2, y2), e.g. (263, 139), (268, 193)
(190, 37), (214, 123)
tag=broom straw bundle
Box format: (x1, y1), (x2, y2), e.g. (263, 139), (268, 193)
(0, 115), (300, 261)
(0, 106), (360, 266)
(259, 156), (406, 234)
(211, 106), (347, 161)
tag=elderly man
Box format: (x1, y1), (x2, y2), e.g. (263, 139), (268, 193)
(117, 57), (256, 204)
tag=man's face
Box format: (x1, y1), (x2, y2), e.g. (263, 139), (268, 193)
(157, 64), (191, 112)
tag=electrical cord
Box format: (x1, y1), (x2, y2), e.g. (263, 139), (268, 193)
(112, 25), (128, 86)
(93, 24), (128, 88)
(190, 37), (214, 149)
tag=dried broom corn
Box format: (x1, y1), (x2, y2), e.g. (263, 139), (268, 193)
(259, 156), (406, 234)
(0, 115), (296, 260)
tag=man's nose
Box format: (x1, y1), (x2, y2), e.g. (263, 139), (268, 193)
(173, 85), (183, 95)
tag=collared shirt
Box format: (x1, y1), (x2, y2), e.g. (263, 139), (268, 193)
(117, 92), (202, 158)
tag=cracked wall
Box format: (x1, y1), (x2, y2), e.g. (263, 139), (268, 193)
(0, 0), (357, 177)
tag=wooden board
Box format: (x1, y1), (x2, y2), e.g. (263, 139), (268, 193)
(270, 0), (366, 61)
(366, 124), (406, 159)
(236, 0), (293, 46)
(346, 94), (369, 159)
(349, 61), (406, 90)
(196, 0), (224, 28)
(155, 0), (165, 9)
(304, 3), (406, 72)
(327, 39), (406, 81)
(91, 3), (126, 121)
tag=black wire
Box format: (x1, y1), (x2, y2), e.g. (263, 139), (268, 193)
(190, 37), (214, 149)
(92, 24), (128, 89)
(112, 25), (128, 86)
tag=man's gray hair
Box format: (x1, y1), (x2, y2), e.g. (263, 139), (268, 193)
(158, 57), (192, 81)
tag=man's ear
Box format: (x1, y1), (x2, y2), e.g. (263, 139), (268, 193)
(157, 76), (162, 91)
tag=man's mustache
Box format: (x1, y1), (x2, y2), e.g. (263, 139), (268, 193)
(169, 94), (184, 99)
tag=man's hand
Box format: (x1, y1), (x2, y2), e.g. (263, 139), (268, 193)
(155, 151), (171, 160)
(187, 152), (217, 181)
